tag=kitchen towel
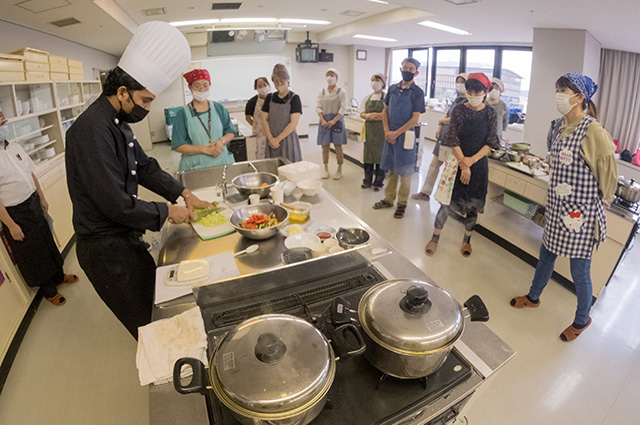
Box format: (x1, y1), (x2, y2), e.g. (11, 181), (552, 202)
(434, 152), (458, 205)
(136, 306), (207, 386)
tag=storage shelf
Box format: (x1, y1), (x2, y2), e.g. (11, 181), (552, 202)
(491, 194), (537, 220)
(6, 108), (57, 123)
(12, 125), (54, 141)
(61, 118), (76, 125)
(26, 139), (56, 156)
(59, 102), (84, 110)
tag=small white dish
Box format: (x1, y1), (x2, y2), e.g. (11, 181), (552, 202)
(284, 233), (321, 250)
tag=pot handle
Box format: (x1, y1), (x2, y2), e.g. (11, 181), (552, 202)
(331, 323), (366, 361)
(173, 357), (209, 396)
(463, 295), (490, 322)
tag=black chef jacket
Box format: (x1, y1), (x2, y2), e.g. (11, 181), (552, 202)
(65, 95), (184, 236)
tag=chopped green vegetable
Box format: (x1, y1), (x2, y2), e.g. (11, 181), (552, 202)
(194, 211), (227, 227)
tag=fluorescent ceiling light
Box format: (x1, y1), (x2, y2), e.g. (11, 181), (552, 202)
(353, 34), (397, 42)
(208, 27), (291, 31)
(367, 0), (389, 3)
(220, 17), (278, 23)
(170, 18), (219, 26)
(278, 18), (331, 25)
(417, 20), (471, 35)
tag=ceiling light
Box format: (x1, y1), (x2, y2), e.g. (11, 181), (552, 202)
(367, 0), (389, 4)
(417, 20), (471, 35)
(207, 27), (291, 31)
(340, 10), (366, 17)
(142, 7), (166, 16)
(445, 0), (479, 5)
(170, 18), (220, 26)
(220, 17), (277, 23)
(353, 34), (397, 42)
(278, 19), (331, 25)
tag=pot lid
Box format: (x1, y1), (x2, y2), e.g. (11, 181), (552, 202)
(212, 314), (334, 417)
(619, 177), (640, 189)
(359, 279), (464, 354)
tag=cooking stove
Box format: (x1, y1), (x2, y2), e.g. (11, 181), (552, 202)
(193, 251), (476, 425)
(613, 196), (640, 215)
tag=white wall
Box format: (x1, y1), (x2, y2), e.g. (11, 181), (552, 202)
(523, 28), (601, 156)
(0, 19), (117, 80)
(349, 45), (387, 107)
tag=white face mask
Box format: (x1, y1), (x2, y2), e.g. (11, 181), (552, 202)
(555, 92), (578, 116)
(192, 90), (210, 102)
(257, 87), (270, 97)
(326, 76), (337, 86)
(0, 125), (8, 141)
(456, 83), (466, 95)
(466, 94), (485, 107)
(371, 81), (383, 92)
(488, 90), (500, 99)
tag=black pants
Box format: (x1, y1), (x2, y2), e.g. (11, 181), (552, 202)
(76, 232), (156, 339)
(363, 163), (385, 187)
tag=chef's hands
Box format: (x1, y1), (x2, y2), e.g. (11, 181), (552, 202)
(167, 204), (193, 224)
(185, 192), (213, 210)
(8, 223), (24, 241)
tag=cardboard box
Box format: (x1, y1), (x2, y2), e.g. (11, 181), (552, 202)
(49, 63), (69, 73)
(0, 70), (26, 82)
(69, 73), (83, 81)
(50, 72), (69, 81)
(49, 55), (67, 65)
(69, 65), (83, 75)
(11, 48), (49, 63)
(67, 59), (82, 68)
(0, 54), (25, 72)
(24, 61), (49, 72)
(25, 71), (49, 81)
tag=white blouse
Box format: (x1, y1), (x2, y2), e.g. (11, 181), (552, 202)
(0, 142), (36, 207)
(316, 86), (347, 116)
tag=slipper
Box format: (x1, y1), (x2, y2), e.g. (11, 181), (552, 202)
(393, 205), (406, 219)
(461, 243), (472, 257)
(411, 193), (430, 201)
(560, 317), (592, 342)
(373, 199), (393, 209)
(425, 241), (438, 256)
(373, 186), (381, 192)
(509, 295), (540, 308)
(46, 293), (66, 306)
(62, 274), (79, 284)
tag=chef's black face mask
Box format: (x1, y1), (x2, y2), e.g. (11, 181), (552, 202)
(401, 70), (415, 82)
(118, 89), (149, 123)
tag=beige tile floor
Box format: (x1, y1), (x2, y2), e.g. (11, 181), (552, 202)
(1, 131), (639, 425)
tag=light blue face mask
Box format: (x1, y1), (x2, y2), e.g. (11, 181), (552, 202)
(0, 125), (9, 141)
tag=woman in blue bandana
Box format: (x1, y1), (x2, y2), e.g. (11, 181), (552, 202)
(510, 72), (618, 342)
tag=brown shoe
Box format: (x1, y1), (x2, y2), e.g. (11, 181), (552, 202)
(461, 243), (472, 257)
(510, 295), (540, 308)
(46, 293), (66, 306)
(425, 241), (438, 256)
(560, 317), (592, 342)
(62, 274), (79, 284)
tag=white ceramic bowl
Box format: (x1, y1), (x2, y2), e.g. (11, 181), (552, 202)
(297, 180), (323, 197)
(284, 233), (321, 250)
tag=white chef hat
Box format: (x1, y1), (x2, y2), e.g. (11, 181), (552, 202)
(118, 21), (191, 96)
(326, 68), (341, 80)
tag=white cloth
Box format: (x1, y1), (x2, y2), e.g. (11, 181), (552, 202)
(118, 21), (191, 95)
(0, 142), (36, 207)
(316, 86), (347, 115)
(136, 306), (208, 386)
(358, 92), (384, 113)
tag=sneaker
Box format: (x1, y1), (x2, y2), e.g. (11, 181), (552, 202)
(361, 182), (372, 189)
(321, 168), (330, 179)
(411, 192), (430, 201)
(333, 170), (342, 180)
(373, 186), (381, 192)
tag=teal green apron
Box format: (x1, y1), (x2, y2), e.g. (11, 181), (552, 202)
(178, 102), (235, 172)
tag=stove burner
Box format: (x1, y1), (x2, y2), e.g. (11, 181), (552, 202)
(614, 196), (640, 213)
(376, 373), (428, 391)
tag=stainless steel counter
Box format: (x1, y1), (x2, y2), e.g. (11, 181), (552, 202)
(149, 160), (515, 425)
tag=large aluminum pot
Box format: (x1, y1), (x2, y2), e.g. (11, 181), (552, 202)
(232, 172), (279, 198)
(616, 177), (640, 204)
(174, 314), (364, 425)
(358, 279), (488, 379)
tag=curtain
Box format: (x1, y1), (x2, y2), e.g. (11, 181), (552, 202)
(385, 48), (393, 86)
(598, 49), (640, 152)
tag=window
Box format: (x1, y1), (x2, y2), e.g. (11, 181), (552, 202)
(411, 49), (429, 99)
(390, 49), (409, 88)
(465, 49), (496, 78)
(432, 49), (461, 103)
(501, 49), (533, 123)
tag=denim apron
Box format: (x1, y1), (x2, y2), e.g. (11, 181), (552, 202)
(380, 87), (417, 176)
(317, 88), (347, 146)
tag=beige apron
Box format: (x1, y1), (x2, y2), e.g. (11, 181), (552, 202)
(253, 96), (267, 159)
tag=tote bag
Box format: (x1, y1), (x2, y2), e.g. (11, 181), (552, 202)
(434, 151), (459, 205)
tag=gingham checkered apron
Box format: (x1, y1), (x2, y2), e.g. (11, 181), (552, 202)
(542, 116), (606, 259)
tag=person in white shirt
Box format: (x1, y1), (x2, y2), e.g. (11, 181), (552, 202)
(0, 113), (78, 306)
(317, 68), (348, 180)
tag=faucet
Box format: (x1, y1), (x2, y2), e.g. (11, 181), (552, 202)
(248, 161), (258, 173)
(219, 164), (228, 202)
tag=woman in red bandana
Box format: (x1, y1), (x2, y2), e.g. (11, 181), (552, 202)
(171, 69), (237, 171)
(425, 73), (499, 258)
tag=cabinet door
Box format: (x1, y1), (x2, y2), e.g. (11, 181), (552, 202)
(39, 164), (74, 249)
(0, 257), (29, 362)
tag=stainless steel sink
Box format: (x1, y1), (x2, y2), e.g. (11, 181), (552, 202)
(176, 158), (288, 190)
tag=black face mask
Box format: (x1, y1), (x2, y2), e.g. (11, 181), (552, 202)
(401, 70), (415, 82)
(118, 90), (149, 123)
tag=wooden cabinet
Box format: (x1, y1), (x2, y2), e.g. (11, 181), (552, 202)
(39, 161), (73, 249)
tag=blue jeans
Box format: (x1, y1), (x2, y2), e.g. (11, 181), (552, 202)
(528, 244), (593, 326)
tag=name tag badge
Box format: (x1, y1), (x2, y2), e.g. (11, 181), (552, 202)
(559, 148), (573, 165)
(554, 182), (573, 198)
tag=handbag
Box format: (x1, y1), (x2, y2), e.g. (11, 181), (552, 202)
(433, 151), (459, 206)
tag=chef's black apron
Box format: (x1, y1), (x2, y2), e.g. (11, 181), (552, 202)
(76, 232), (156, 339)
(2, 192), (63, 297)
